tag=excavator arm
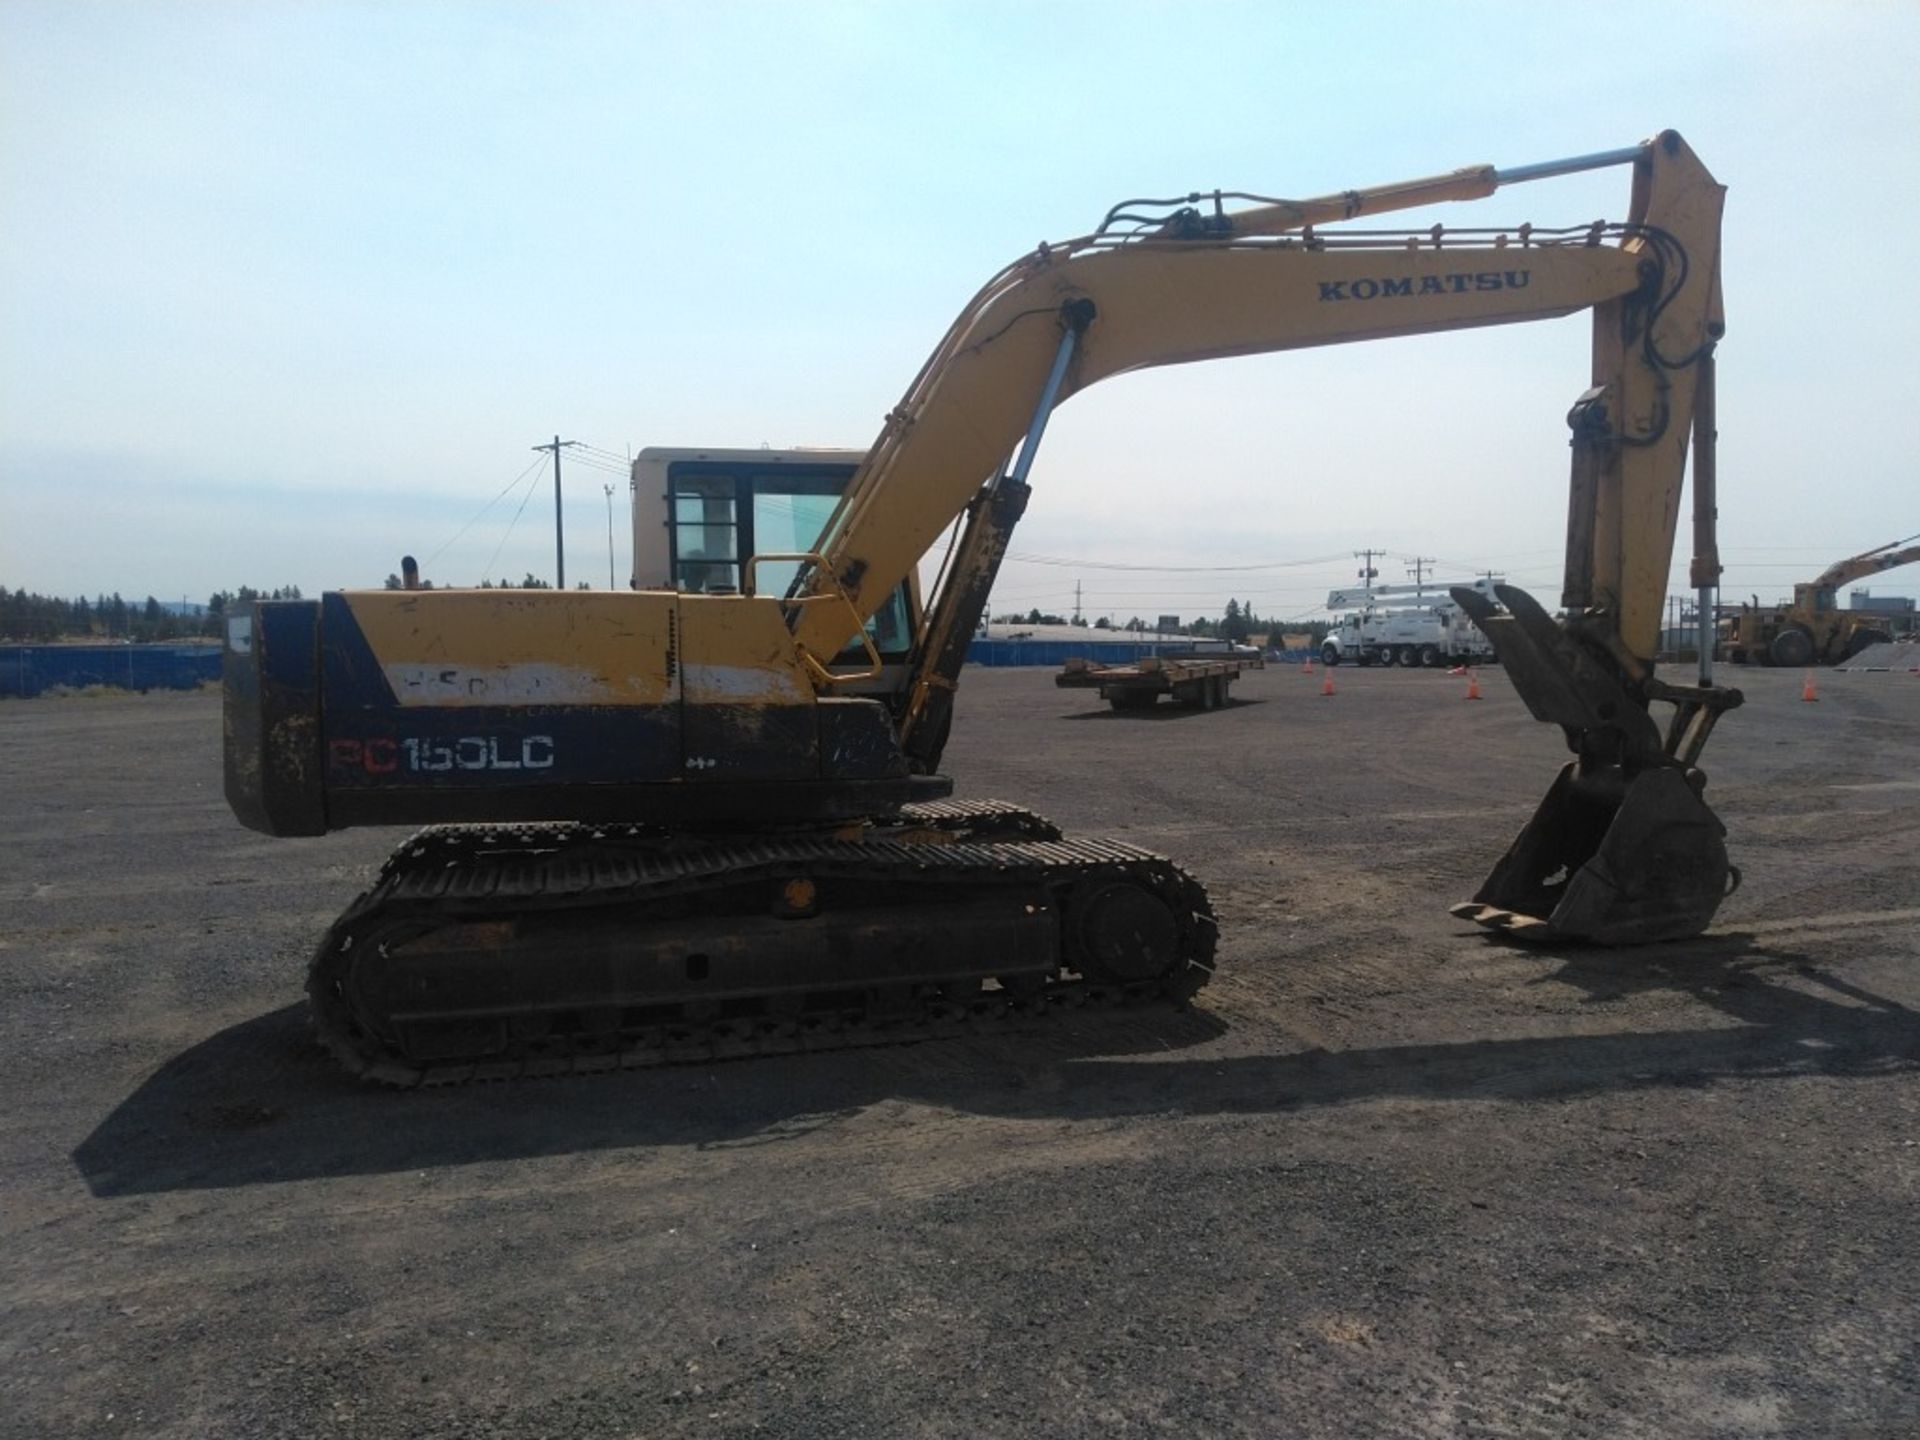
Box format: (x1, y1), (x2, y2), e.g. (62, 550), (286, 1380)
(794, 131), (1723, 675)
(793, 130), (1739, 945)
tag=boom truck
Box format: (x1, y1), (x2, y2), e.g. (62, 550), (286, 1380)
(1319, 578), (1501, 668)
(1721, 534), (1920, 666)
(225, 130), (1742, 1085)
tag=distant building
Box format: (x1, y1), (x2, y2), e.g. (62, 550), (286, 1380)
(1849, 588), (1915, 618)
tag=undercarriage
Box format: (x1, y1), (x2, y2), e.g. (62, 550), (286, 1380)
(309, 801), (1217, 1086)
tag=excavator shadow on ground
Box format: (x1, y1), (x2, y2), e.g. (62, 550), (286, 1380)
(1061, 696), (1268, 722)
(74, 933), (1919, 1198)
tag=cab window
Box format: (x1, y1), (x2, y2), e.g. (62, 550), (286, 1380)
(666, 462), (916, 660)
(670, 475), (739, 592)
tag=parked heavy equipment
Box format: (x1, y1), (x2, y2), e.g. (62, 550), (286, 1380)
(1722, 534), (1920, 667)
(226, 130), (1741, 1084)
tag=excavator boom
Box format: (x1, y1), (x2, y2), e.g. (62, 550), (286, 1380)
(797, 132), (1722, 677)
(1812, 535), (1920, 589)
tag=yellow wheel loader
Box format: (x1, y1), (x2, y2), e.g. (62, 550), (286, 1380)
(1723, 536), (1920, 666)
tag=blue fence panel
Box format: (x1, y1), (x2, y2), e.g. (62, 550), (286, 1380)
(969, 639), (1192, 668)
(967, 639), (1307, 668)
(0, 644), (222, 698)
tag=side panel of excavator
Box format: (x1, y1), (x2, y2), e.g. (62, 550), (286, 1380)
(223, 589), (930, 836)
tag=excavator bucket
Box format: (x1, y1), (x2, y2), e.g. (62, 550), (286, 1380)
(1450, 761), (1730, 945)
(1448, 584), (1734, 946)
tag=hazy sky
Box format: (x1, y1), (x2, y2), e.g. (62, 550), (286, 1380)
(3, 1), (1916, 622)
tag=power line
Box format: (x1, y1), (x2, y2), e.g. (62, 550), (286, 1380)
(562, 452), (631, 476)
(1006, 549), (1352, 572)
(421, 455), (548, 570)
(574, 442), (632, 466)
(482, 464), (548, 583)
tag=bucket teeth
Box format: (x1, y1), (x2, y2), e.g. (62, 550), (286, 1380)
(1449, 903), (1548, 935)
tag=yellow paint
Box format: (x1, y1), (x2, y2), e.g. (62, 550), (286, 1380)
(345, 590), (681, 707)
(674, 594), (815, 705)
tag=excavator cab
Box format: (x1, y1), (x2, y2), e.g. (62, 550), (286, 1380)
(631, 446), (920, 689)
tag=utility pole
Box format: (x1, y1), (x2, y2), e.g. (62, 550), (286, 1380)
(603, 483), (617, 590)
(1073, 579), (1083, 626)
(1405, 555), (1435, 590)
(533, 435), (579, 587)
(1354, 548), (1384, 599)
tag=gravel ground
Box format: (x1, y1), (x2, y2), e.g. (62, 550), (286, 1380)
(2, 664), (1916, 1439)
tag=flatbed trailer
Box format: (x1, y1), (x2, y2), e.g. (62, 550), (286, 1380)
(1055, 652), (1250, 712)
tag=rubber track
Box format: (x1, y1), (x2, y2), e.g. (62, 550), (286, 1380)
(310, 803), (1214, 1087)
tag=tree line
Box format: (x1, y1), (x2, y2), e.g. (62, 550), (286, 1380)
(382, 573), (587, 591)
(990, 597), (1315, 642)
(0, 585), (303, 642)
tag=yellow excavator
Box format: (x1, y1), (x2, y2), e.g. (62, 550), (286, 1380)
(1723, 535), (1920, 666)
(225, 130), (1742, 1084)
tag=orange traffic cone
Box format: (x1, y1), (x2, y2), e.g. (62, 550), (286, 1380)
(1465, 669), (1482, 701)
(1320, 670), (1336, 697)
(1801, 669), (1819, 702)
(1302, 655), (1314, 674)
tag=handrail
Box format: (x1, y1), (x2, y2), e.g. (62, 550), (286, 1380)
(743, 552), (885, 684)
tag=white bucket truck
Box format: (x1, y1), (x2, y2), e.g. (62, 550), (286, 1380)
(1319, 577), (1501, 668)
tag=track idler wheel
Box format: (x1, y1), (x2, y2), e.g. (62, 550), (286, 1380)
(1067, 879), (1184, 982)
(1452, 762), (1735, 946)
